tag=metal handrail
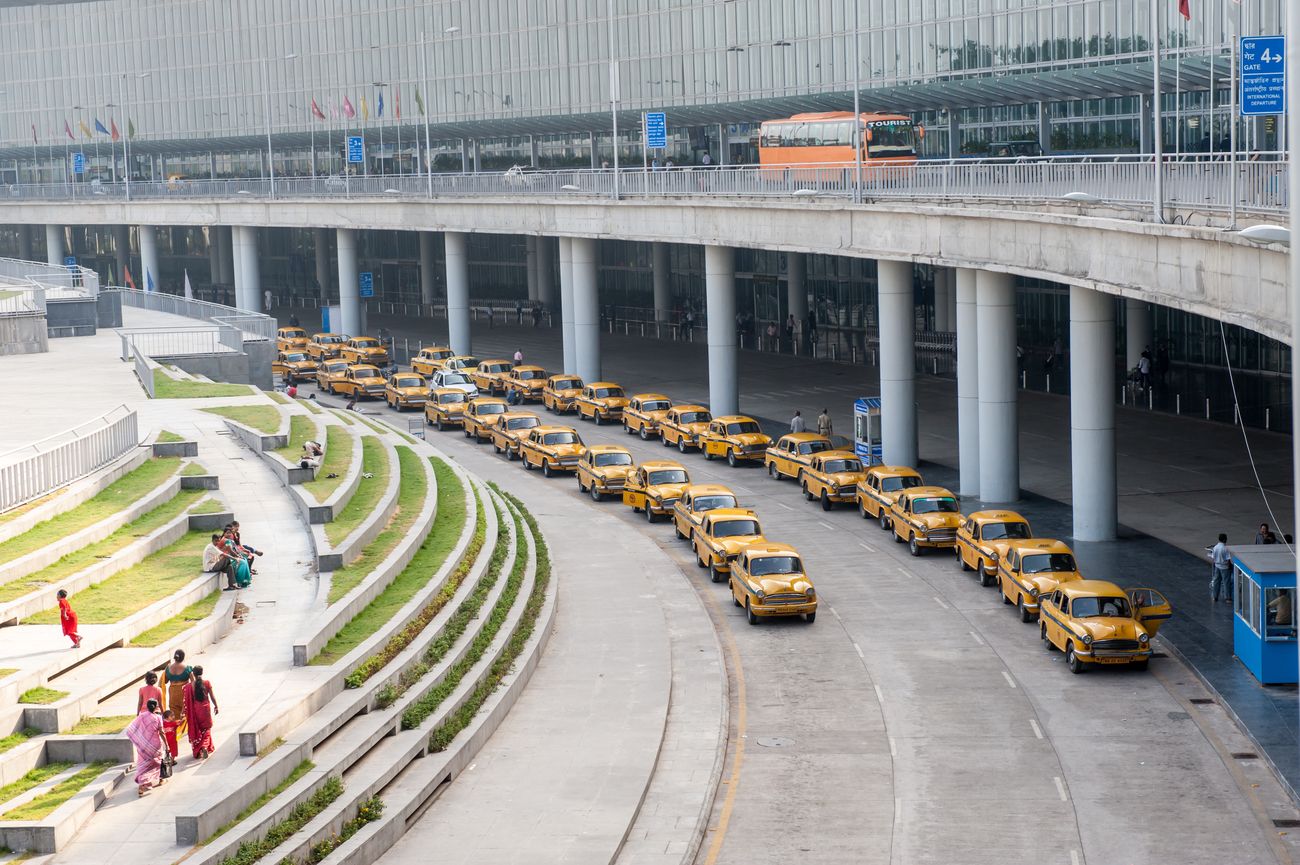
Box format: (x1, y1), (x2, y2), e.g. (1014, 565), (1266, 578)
(0, 404), (139, 511)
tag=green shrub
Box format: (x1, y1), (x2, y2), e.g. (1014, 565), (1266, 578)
(217, 776), (343, 865)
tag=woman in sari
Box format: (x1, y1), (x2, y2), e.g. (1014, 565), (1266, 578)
(220, 532), (252, 588)
(57, 589), (81, 648)
(137, 670), (163, 714)
(182, 665), (219, 759)
(162, 649), (192, 733)
(124, 699), (165, 796)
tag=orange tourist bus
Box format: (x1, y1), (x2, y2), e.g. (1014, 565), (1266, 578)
(758, 112), (920, 170)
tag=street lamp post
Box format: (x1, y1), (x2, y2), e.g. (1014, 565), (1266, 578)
(607, 0), (619, 200)
(261, 53), (299, 198)
(851, 0), (862, 204)
(117, 72), (147, 201)
(418, 25), (458, 198)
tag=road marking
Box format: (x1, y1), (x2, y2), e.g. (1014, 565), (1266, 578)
(894, 797), (903, 826)
(853, 642), (864, 659)
(932, 596), (949, 610)
(896, 568), (912, 579)
(859, 541), (876, 553)
(1198, 505), (1222, 516)
(889, 737), (897, 757)
(1030, 719), (1044, 739)
(701, 595), (748, 865)
(1070, 851), (1081, 865)
(969, 631), (984, 646)
(874, 685), (884, 706)
(777, 502), (796, 511)
(818, 520), (836, 531)
(1002, 671), (1018, 689)
(829, 606), (842, 621)
(1054, 776), (1068, 802)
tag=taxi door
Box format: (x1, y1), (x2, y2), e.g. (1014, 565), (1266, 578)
(1126, 588), (1173, 637)
(622, 468), (649, 510)
(672, 491), (694, 538)
(272, 353), (289, 378)
(660, 412), (681, 446)
(625, 400), (644, 432)
(955, 518), (977, 570)
(701, 421), (727, 458)
(1041, 591), (1067, 647)
(768, 439), (793, 478)
(692, 515), (715, 566)
(997, 549), (1021, 604)
(575, 449), (597, 487)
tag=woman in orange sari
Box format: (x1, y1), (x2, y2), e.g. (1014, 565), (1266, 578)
(182, 665), (219, 759)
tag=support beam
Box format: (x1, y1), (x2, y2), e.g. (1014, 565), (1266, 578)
(559, 237), (575, 372)
(705, 245), (738, 416)
(1038, 101), (1052, 155)
(976, 271), (1018, 502)
(787, 252), (807, 352)
(934, 268), (953, 332)
(877, 259), (916, 467)
(338, 228), (362, 337)
(571, 237), (601, 383)
(525, 236), (539, 302)
(45, 225), (64, 267)
(231, 226), (246, 308)
(652, 242), (671, 322)
(314, 227), (331, 304)
(418, 231), (437, 305)
(536, 236), (555, 311)
(207, 227), (220, 286)
(444, 231), (470, 355)
(956, 268), (980, 497)
(112, 225), (129, 284)
(1125, 298), (1151, 369)
(217, 226), (234, 285)
(139, 225), (160, 294)
(1070, 286), (1117, 541)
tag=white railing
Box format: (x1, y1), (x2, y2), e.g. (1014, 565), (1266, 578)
(0, 256), (98, 297)
(134, 351), (156, 398)
(107, 287), (276, 340)
(0, 404), (139, 511)
(118, 326), (240, 361)
(0, 285), (45, 315)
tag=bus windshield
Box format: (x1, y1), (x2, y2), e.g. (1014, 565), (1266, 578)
(867, 122), (915, 159)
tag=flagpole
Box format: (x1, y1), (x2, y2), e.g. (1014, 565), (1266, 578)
(421, 32), (432, 197)
(607, 0), (620, 200)
(262, 55), (276, 197)
(1150, 0), (1164, 222)
(1228, 0), (1239, 229)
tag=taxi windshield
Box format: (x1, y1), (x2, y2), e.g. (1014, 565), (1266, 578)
(678, 411), (710, 424)
(394, 377), (421, 388)
(982, 521), (1031, 541)
(354, 368), (381, 378)
(881, 475), (922, 493)
(486, 363), (511, 373)
(442, 373), (471, 385)
(553, 379), (582, 390)
(507, 417), (540, 429)
(798, 440), (832, 455)
(714, 519), (760, 538)
(1021, 553), (1076, 574)
(321, 335), (345, 344)
(694, 495), (737, 512)
(326, 363), (348, 373)
(594, 387), (625, 399)
(593, 452), (632, 467)
(354, 338), (380, 347)
(282, 329), (305, 337)
(725, 421), (762, 435)
(749, 555), (803, 576)
(912, 497), (958, 514)
(439, 392), (466, 404)
(544, 432), (579, 445)
(642, 400), (671, 412)
(823, 458), (862, 473)
(477, 403), (507, 415)
(648, 469), (688, 485)
(429, 349), (452, 358)
(1071, 596), (1131, 618)
(284, 353), (308, 362)
(517, 369), (544, 380)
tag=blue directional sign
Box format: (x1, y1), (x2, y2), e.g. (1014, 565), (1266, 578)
(72, 152), (86, 175)
(359, 271), (374, 298)
(1241, 36), (1286, 116)
(63, 255), (77, 269)
(645, 112), (667, 149)
(347, 135), (365, 164)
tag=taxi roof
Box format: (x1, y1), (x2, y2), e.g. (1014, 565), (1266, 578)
(547, 373), (582, 382)
(867, 464), (922, 477)
(813, 449), (862, 463)
(419, 345), (452, 353)
(900, 485), (956, 498)
(468, 395), (508, 405)
(479, 358), (512, 366)
(1059, 579), (1127, 597)
(639, 460), (686, 470)
(1003, 538), (1072, 554)
(585, 443), (631, 453)
(778, 432), (831, 443)
(683, 484), (735, 496)
(279, 326), (305, 333)
(743, 541), (799, 556)
(350, 336), (381, 343)
(705, 507), (759, 521)
(712, 414), (759, 423)
(323, 359), (349, 368)
(510, 365), (546, 373)
(311, 332), (342, 339)
(431, 387), (468, 396)
(349, 364), (382, 373)
(389, 373), (425, 383)
(968, 509), (1028, 523)
(532, 424), (580, 435)
(670, 403), (710, 413)
(586, 381), (623, 389)
(499, 411), (541, 421)
(631, 392), (671, 401)
(447, 354), (477, 362)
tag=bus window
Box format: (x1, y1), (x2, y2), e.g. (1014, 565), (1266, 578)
(867, 123), (915, 158)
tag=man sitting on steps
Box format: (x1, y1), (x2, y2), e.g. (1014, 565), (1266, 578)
(203, 533), (237, 590)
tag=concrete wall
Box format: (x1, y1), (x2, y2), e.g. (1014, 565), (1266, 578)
(0, 314), (47, 355)
(96, 290), (122, 328)
(45, 298), (97, 337)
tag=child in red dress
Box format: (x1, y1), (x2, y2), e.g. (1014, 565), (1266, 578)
(162, 709), (180, 761)
(57, 589), (81, 648)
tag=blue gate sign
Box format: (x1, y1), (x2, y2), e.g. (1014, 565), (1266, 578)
(1241, 36), (1286, 117)
(645, 112), (667, 149)
(63, 255), (77, 269)
(72, 152), (86, 175)
(347, 135), (365, 164)
(359, 271), (374, 298)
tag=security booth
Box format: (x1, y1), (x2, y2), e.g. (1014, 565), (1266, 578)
(853, 397), (882, 466)
(1232, 546), (1297, 685)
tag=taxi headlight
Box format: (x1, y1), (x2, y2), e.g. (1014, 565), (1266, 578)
(1029, 587), (1039, 598)
(804, 587), (815, 597)
(1138, 633), (1150, 644)
(1082, 634), (1093, 646)
(755, 587), (766, 599)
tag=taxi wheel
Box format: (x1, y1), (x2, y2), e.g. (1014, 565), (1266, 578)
(979, 568), (995, 588)
(645, 505), (657, 523)
(1041, 624), (1054, 650)
(662, 435), (672, 448)
(507, 447), (518, 461)
(1066, 644), (1086, 674)
(704, 449), (715, 461)
(622, 421), (631, 435)
(820, 491), (833, 511)
(695, 548), (707, 568)
(678, 438), (689, 454)
(710, 564), (725, 583)
(593, 413), (603, 425)
(674, 521), (685, 540)
(542, 461), (554, 478)
(639, 426), (649, 441)
(768, 462), (779, 479)
(801, 482), (813, 501)
(878, 512), (891, 531)
(590, 485), (603, 502)
(1018, 596), (1035, 623)
(1000, 581), (1012, 604)
(860, 501), (871, 520)
(523, 457), (534, 471)
(746, 598), (759, 626)
(956, 548), (969, 570)
(804, 612), (816, 624)
(908, 535), (922, 557)
(463, 426), (472, 438)
(731, 583), (741, 607)
(727, 450), (739, 468)
(436, 419), (445, 432)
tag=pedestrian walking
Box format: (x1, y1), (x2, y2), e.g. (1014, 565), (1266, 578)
(263, 289), (272, 310)
(57, 589), (81, 648)
(701, 152), (712, 167)
(1209, 533), (1234, 603)
(790, 410), (806, 434)
(766, 321), (778, 352)
(785, 314), (795, 354)
(137, 671), (163, 714)
(1138, 349), (1152, 390)
(515, 299), (524, 325)
(684, 309), (695, 342)
(817, 408), (832, 438)
(486, 306), (495, 329)
(532, 304), (543, 327)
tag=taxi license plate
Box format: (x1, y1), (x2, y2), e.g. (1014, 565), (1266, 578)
(1094, 656), (1131, 664)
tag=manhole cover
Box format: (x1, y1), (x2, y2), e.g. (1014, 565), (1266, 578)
(1166, 711), (1191, 721)
(1274, 819), (1300, 829)
(1189, 697), (1216, 705)
(756, 737), (795, 748)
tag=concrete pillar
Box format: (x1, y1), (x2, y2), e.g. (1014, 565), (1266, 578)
(444, 231), (470, 355)
(536, 237), (555, 310)
(955, 268), (980, 497)
(652, 242), (671, 322)
(976, 270), (1018, 502)
(1140, 96), (1153, 154)
(231, 226), (246, 307)
(947, 108), (961, 159)
(207, 228), (221, 285)
(1070, 286), (1117, 541)
(559, 237), (576, 372)
(786, 252), (808, 320)
(17, 225), (32, 261)
(588, 133), (598, 169)
(1125, 298), (1151, 369)
(705, 245), (739, 416)
(314, 227), (331, 303)
(1038, 101), (1052, 155)
(139, 225), (160, 293)
(112, 225), (129, 283)
(460, 139), (469, 173)
(337, 228), (362, 337)
(418, 232), (437, 305)
(877, 259), (917, 467)
(525, 236), (539, 302)
(529, 135), (539, 168)
(934, 268), (953, 332)
(45, 225), (65, 267)
(571, 237), (601, 383)
(217, 226), (234, 284)
(238, 227), (261, 311)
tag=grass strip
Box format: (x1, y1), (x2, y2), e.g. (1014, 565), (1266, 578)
(154, 370), (253, 399)
(193, 499), (226, 515)
(0, 762), (71, 808)
(274, 416), (316, 461)
(428, 489), (551, 750)
(216, 776), (343, 865)
(314, 457), (459, 666)
(302, 426), (354, 503)
(300, 796), (384, 865)
(0, 729), (39, 755)
(132, 590), (221, 647)
(67, 715), (133, 735)
(265, 391), (290, 405)
(157, 431), (185, 443)
(0, 458), (179, 565)
(0, 488), (67, 527)
(203, 405), (282, 434)
(0, 489), (204, 604)
(180, 463), (208, 476)
(324, 438), (389, 546)
(0, 669), (15, 679)
(329, 409), (355, 426)
(297, 399), (322, 415)
(350, 414), (391, 436)
(204, 760), (314, 844)
(25, 531), (209, 625)
(1, 762), (114, 820)
(18, 687), (67, 704)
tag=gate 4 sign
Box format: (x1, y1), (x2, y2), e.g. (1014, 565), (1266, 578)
(1241, 36), (1286, 117)
(347, 135), (365, 163)
(644, 112), (667, 149)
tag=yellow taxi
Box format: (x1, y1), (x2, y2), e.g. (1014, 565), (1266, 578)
(799, 451), (868, 510)
(383, 372), (427, 411)
(411, 346), (454, 377)
(694, 509), (766, 583)
(955, 510), (1033, 586)
(764, 433), (833, 480)
(672, 484), (740, 542)
(1040, 581), (1172, 673)
(542, 374), (584, 414)
(856, 465), (924, 526)
(330, 364), (386, 400)
(306, 333), (349, 362)
(997, 539), (1082, 622)
(489, 411), (543, 460)
(519, 425), (585, 477)
(700, 416), (772, 467)
(470, 359), (514, 395)
(576, 445), (634, 501)
(503, 365), (548, 403)
(575, 382), (630, 425)
(339, 336), (390, 366)
(443, 354), (479, 373)
(462, 396), (509, 442)
(424, 388), (469, 431)
(622, 461), (691, 523)
(728, 542), (817, 625)
(276, 326), (309, 351)
(888, 486), (962, 556)
(658, 405), (713, 452)
(272, 350), (318, 383)
(622, 394), (673, 440)
(316, 359), (350, 391)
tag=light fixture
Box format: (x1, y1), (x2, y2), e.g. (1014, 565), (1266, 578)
(1239, 224), (1291, 245)
(384, 188), (401, 194)
(560, 184), (581, 191)
(1061, 191), (1101, 204)
(792, 188), (818, 197)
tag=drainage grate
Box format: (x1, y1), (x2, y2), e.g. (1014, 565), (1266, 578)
(1151, 652), (1168, 658)
(756, 736), (796, 748)
(1189, 697), (1216, 705)
(1232, 752), (1260, 760)
(1273, 819), (1300, 829)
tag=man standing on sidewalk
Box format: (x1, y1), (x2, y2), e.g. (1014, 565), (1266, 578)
(1209, 533), (1234, 603)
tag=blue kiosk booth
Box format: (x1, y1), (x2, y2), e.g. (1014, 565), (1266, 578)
(1232, 546), (1297, 685)
(853, 397), (883, 466)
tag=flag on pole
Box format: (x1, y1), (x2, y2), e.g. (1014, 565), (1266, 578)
(311, 98), (326, 120)
(414, 88), (425, 117)
(183, 269), (193, 299)
(78, 119), (93, 138)
(395, 90), (401, 120)
(360, 96), (369, 121)
(110, 119), (120, 141)
(343, 96), (356, 119)
(124, 265), (137, 290)
(377, 90), (385, 118)
(128, 119), (136, 139)
(64, 120), (74, 140)
(93, 118), (109, 136)
(330, 105), (339, 120)
(31, 124), (37, 144)
(1178, 0), (1190, 20)
(146, 269), (155, 294)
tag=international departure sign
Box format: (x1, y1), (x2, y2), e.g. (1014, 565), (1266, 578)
(359, 271), (374, 298)
(72, 152), (85, 175)
(1241, 36), (1286, 116)
(347, 135), (365, 163)
(645, 112), (667, 149)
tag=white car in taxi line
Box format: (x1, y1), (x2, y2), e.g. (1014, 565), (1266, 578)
(431, 369), (480, 396)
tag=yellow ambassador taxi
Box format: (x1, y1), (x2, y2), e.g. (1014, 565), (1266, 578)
(888, 486), (962, 557)
(694, 509), (766, 583)
(307, 333), (349, 362)
(700, 416), (772, 467)
(520, 425), (585, 477)
(316, 359), (350, 390)
(411, 346), (454, 377)
(330, 364), (386, 400)
(622, 394), (673, 440)
(443, 354), (479, 373)
(1040, 581), (1172, 674)
(424, 388), (469, 431)
(856, 465), (924, 527)
(800, 451), (868, 511)
(542, 374), (584, 414)
(764, 433), (833, 480)
(997, 539), (1083, 623)
(729, 542), (817, 625)
(576, 444), (634, 501)
(384, 372), (428, 411)
(504, 366), (549, 403)
(470, 359), (514, 395)
(273, 350), (318, 384)
(575, 382), (630, 425)
(276, 326), (309, 351)
(956, 510), (1033, 586)
(339, 336), (390, 366)
(462, 396), (509, 442)
(489, 412), (543, 460)
(672, 485), (740, 542)
(622, 461), (692, 523)
(659, 405), (713, 452)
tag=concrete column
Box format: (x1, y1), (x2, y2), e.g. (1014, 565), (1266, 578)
(525, 236), (539, 302)
(239, 227), (261, 312)
(314, 227), (332, 303)
(976, 270), (1019, 502)
(529, 135), (539, 168)
(45, 225), (64, 267)
(652, 242), (671, 322)
(217, 226), (234, 284)
(418, 232), (437, 305)
(460, 139), (469, 173)
(705, 245), (739, 416)
(1140, 97), (1153, 154)
(1125, 298), (1151, 369)
(786, 252), (808, 320)
(444, 231), (470, 355)
(536, 237), (555, 310)
(17, 225), (32, 261)
(571, 237), (601, 383)
(559, 236), (576, 372)
(207, 228), (220, 285)
(337, 228), (362, 337)
(111, 225), (129, 282)
(139, 225), (160, 293)
(1070, 286), (1117, 541)
(955, 268), (980, 497)
(934, 268), (953, 332)
(878, 259), (917, 467)
(588, 133), (597, 169)
(947, 109), (961, 159)
(231, 226), (246, 307)
(1038, 101), (1052, 155)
